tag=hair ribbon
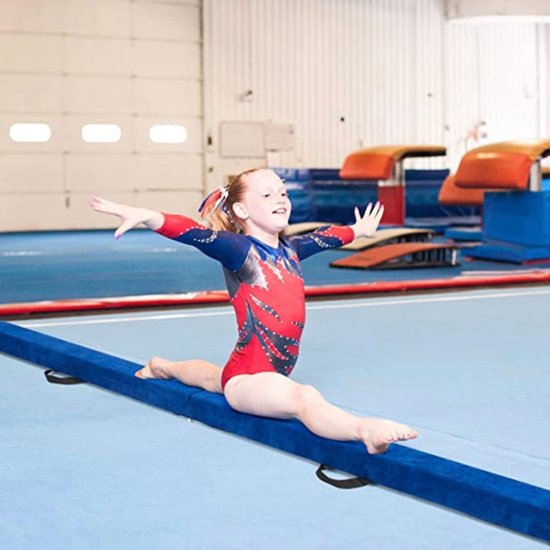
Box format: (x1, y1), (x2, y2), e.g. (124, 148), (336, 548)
(198, 186), (229, 218)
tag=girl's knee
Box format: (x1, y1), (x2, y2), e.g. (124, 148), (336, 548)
(294, 384), (323, 413)
(222, 375), (247, 408)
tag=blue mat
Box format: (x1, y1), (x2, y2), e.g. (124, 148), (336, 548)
(0, 320), (548, 542)
(444, 227), (482, 242)
(3, 230), (550, 305)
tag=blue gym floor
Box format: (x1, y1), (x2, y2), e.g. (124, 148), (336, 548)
(1, 288), (548, 549)
(2, 230), (549, 304)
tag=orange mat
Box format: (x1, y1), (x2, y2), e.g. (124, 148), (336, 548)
(331, 242), (459, 269)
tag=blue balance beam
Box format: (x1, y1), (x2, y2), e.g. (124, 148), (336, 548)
(0, 320), (548, 542)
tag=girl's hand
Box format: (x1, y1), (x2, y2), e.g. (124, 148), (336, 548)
(351, 201), (384, 238)
(89, 196), (164, 238)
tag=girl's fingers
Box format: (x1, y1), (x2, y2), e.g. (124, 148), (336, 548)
(90, 197), (136, 237)
(363, 202), (373, 217)
(369, 202), (383, 222)
(96, 201), (123, 217)
(90, 197), (111, 213)
(114, 221), (133, 239)
(371, 201), (381, 217)
(354, 206), (361, 222)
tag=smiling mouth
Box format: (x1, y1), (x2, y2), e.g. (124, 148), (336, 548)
(272, 208), (287, 214)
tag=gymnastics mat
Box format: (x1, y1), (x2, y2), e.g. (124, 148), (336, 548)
(331, 243), (460, 269)
(0, 321), (548, 540)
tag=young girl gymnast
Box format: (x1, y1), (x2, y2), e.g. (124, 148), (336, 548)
(90, 168), (417, 454)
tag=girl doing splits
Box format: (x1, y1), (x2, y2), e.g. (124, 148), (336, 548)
(90, 168), (417, 454)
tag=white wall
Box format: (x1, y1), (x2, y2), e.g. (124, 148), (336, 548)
(0, 0), (203, 231)
(204, 0), (549, 186)
(203, 0), (447, 189)
(0, 0), (548, 231)
(444, 19), (546, 170)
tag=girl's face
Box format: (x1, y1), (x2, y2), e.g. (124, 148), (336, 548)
(236, 169), (292, 236)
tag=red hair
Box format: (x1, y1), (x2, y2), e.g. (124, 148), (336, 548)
(199, 168), (262, 233)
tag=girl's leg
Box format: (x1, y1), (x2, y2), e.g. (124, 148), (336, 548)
(224, 372), (417, 454)
(136, 357), (223, 394)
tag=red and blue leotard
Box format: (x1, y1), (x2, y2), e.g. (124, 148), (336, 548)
(157, 214), (355, 388)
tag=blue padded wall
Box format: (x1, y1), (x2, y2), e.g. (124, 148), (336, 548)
(276, 167), (480, 226)
(405, 169), (479, 219)
(310, 169), (378, 224)
(483, 191), (550, 247)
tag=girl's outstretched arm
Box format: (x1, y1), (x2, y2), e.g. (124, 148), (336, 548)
(350, 201), (384, 238)
(90, 196), (249, 272)
(287, 201), (384, 261)
(89, 196), (164, 238)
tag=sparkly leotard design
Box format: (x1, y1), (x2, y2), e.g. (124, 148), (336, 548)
(157, 214), (354, 388)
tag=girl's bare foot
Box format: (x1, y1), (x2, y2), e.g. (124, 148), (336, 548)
(359, 419), (418, 454)
(135, 356), (173, 379)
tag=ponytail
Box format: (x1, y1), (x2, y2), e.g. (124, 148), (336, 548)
(198, 168), (261, 233)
